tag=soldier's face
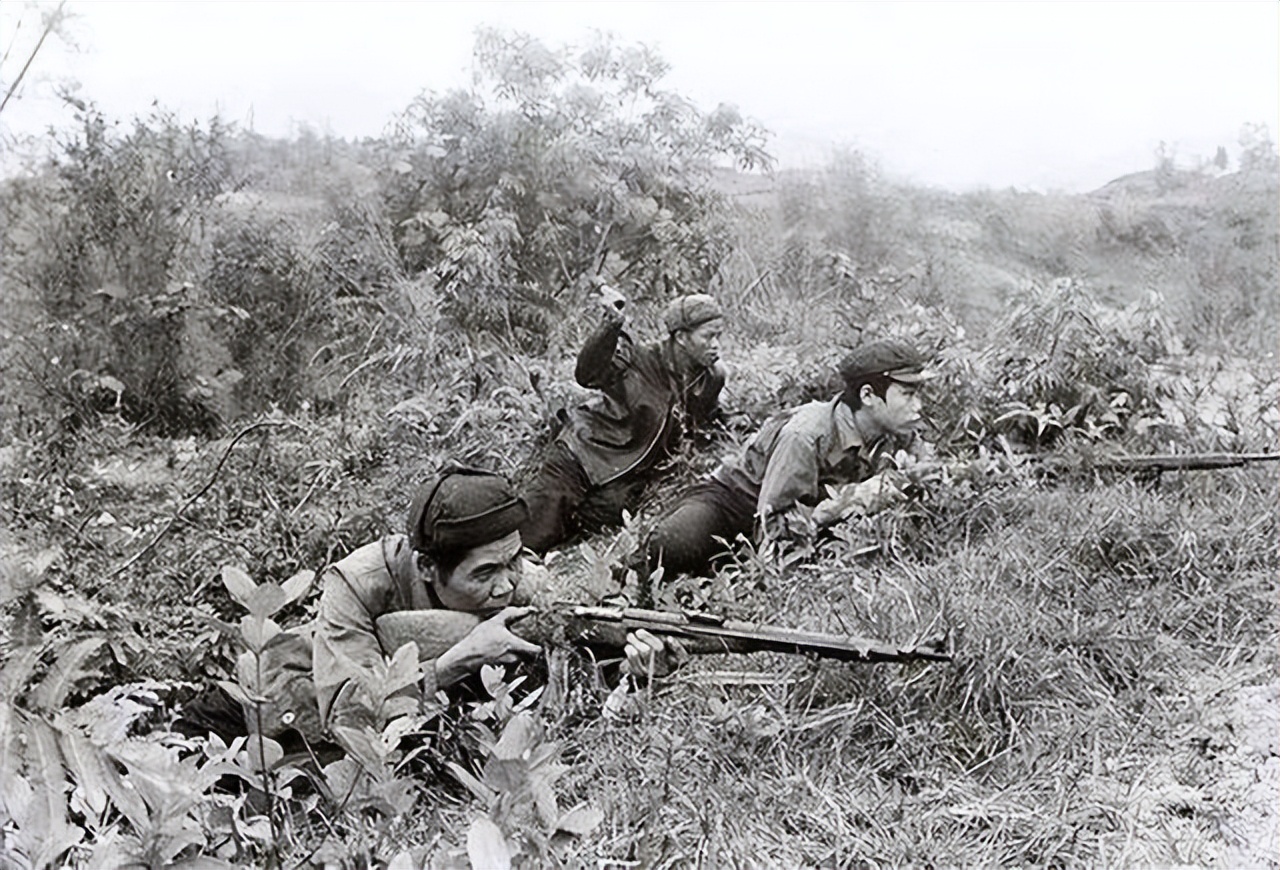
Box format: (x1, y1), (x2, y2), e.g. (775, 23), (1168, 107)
(860, 382), (924, 437)
(434, 531), (524, 612)
(676, 318), (723, 368)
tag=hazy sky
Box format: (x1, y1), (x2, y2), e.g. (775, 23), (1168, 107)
(1, 0), (1276, 192)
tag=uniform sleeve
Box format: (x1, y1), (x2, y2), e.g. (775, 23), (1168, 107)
(756, 424), (823, 518)
(312, 565), (413, 733)
(574, 321), (628, 389)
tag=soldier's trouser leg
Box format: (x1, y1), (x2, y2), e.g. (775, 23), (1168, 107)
(518, 443), (591, 554)
(645, 480), (755, 578)
(577, 475), (648, 535)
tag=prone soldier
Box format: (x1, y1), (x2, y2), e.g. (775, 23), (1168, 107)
(643, 339), (937, 579)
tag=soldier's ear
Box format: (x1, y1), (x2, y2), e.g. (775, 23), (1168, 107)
(859, 383), (877, 404)
(416, 551), (441, 584)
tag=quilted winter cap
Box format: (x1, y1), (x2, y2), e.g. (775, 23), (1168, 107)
(663, 294), (724, 334)
(838, 340), (936, 386)
(407, 468), (528, 555)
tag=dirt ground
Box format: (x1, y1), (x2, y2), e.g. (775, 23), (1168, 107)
(1214, 678), (1279, 869)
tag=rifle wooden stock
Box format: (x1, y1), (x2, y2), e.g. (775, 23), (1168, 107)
(375, 606), (952, 665)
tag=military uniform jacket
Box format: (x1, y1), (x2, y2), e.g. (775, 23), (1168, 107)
(712, 397), (884, 517)
(225, 536), (429, 743)
(312, 535), (439, 733)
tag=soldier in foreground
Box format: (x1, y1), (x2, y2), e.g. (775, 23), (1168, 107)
(179, 468), (676, 749)
(644, 340), (936, 578)
(518, 287), (727, 554)
(316, 468), (677, 735)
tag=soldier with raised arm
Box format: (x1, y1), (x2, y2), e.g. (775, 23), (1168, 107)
(518, 287), (728, 554)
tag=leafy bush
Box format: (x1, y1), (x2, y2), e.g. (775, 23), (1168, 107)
(1, 104), (244, 438)
(380, 29), (771, 352)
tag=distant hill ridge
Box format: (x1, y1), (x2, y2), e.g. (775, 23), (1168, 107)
(708, 163), (1278, 333)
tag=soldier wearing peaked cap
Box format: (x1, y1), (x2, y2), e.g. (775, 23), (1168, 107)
(518, 287), (729, 554)
(643, 340), (937, 579)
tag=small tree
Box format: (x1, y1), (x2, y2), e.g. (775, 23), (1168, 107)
(2, 102), (244, 436)
(381, 29), (772, 351)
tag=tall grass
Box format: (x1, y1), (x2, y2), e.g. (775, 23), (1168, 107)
(549, 467), (1277, 867)
(1, 92), (1276, 866)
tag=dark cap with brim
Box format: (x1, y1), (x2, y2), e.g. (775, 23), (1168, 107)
(885, 366), (937, 384)
(407, 468), (528, 555)
(838, 340), (935, 385)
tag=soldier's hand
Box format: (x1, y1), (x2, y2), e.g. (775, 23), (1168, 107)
(597, 284), (627, 326)
(432, 606), (542, 688)
(622, 628), (689, 679)
(867, 470), (910, 511)
(466, 606), (542, 664)
(812, 488), (847, 526)
(815, 471), (911, 526)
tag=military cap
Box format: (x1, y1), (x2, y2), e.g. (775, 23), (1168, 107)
(838, 340), (935, 385)
(663, 294), (724, 334)
(406, 468), (528, 555)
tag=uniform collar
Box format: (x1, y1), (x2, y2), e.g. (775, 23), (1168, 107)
(384, 535), (445, 609)
(831, 397), (864, 453)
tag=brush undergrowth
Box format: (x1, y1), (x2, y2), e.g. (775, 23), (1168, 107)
(2, 312), (1274, 866)
(2, 31), (1277, 870)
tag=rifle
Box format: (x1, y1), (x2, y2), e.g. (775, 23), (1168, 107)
(901, 450), (1280, 489)
(1091, 452), (1280, 473)
(375, 605), (952, 667)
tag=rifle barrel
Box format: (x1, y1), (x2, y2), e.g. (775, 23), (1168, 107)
(1099, 452), (1280, 472)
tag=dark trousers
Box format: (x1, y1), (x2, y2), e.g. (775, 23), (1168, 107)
(644, 478), (757, 578)
(519, 442), (649, 554)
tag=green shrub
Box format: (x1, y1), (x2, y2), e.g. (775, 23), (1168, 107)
(379, 29), (770, 352)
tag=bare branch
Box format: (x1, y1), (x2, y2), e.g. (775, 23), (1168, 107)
(0, 0), (69, 116)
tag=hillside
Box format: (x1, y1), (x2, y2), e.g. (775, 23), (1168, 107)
(711, 163), (1279, 348)
(1, 100), (1276, 867)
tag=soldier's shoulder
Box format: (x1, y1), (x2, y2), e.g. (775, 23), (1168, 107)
(784, 399), (832, 427)
(329, 535), (405, 575)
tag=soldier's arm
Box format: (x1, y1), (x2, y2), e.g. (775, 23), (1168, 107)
(812, 470), (909, 525)
(574, 319), (628, 389)
(312, 565), (403, 732)
(756, 427), (823, 525)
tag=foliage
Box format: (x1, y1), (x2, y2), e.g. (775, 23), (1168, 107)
(1, 102), (244, 438)
(1, 27), (1277, 870)
(380, 28), (771, 351)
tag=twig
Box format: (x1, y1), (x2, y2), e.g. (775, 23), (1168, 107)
(103, 420), (296, 581)
(289, 465), (332, 518)
(0, 1), (66, 116)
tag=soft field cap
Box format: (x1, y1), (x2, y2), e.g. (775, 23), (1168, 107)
(663, 294), (724, 333)
(838, 340), (936, 384)
(407, 468), (528, 555)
